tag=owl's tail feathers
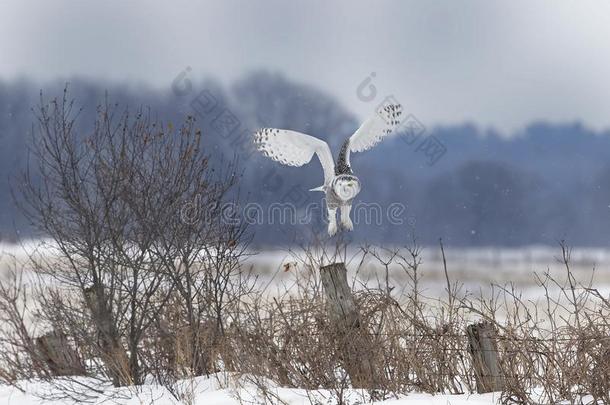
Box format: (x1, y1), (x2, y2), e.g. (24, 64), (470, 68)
(309, 185), (325, 192)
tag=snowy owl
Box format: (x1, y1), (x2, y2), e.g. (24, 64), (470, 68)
(254, 102), (403, 236)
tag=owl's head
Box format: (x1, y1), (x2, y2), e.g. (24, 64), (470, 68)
(332, 175), (361, 201)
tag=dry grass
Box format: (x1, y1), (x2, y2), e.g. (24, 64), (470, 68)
(0, 240), (609, 404)
(225, 240), (610, 404)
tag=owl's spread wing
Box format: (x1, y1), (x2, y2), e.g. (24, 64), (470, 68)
(336, 102), (402, 171)
(337, 103), (402, 173)
(254, 128), (335, 185)
(349, 102), (403, 153)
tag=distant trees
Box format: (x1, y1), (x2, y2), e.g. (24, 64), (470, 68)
(232, 71), (357, 146)
(422, 161), (529, 245)
(457, 161), (530, 245)
(3, 76), (610, 245)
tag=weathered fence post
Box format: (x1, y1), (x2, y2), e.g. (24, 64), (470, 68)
(466, 321), (505, 393)
(84, 286), (131, 385)
(320, 262), (378, 387)
(320, 263), (360, 328)
(35, 331), (86, 376)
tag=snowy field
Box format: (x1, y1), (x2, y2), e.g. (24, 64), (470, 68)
(247, 245), (610, 299)
(0, 373), (500, 405)
(1, 242), (609, 404)
(4, 241), (610, 289)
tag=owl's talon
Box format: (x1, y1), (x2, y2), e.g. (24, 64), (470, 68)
(340, 205), (353, 231)
(328, 221), (338, 237)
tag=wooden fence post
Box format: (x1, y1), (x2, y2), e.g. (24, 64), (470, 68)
(84, 286), (131, 386)
(466, 321), (505, 393)
(320, 263), (360, 328)
(320, 262), (379, 388)
(35, 331), (86, 376)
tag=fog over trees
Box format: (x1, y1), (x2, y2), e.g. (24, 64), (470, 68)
(2, 72), (610, 246)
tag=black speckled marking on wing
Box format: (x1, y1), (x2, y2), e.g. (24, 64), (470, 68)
(379, 103), (403, 134)
(253, 128), (308, 166)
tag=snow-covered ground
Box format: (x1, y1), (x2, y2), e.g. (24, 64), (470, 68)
(0, 374), (500, 405)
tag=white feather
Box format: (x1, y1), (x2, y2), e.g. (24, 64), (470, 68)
(253, 128), (335, 186)
(349, 102), (403, 153)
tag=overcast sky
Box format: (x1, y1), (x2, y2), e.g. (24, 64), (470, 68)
(1, 0), (610, 134)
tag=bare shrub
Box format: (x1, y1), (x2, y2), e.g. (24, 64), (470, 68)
(0, 88), (251, 402)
